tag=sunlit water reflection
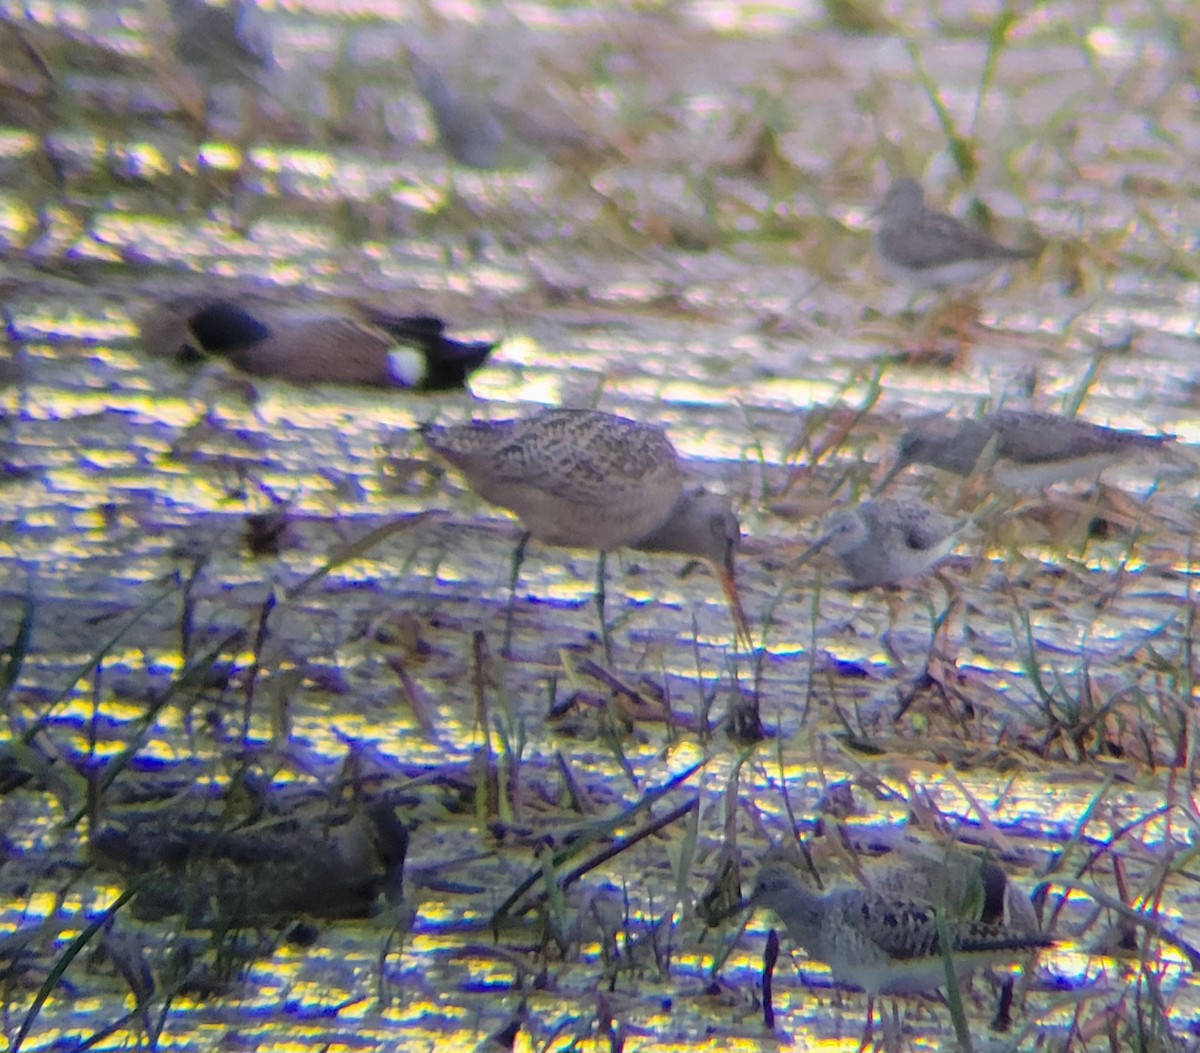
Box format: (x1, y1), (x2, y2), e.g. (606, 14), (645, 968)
(2, 0), (1200, 1048)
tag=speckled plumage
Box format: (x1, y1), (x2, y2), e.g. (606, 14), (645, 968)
(751, 861), (1050, 998)
(876, 178), (1035, 290)
(423, 409), (749, 641)
(812, 497), (962, 588)
(870, 842), (1042, 937)
(889, 409), (1173, 489)
(423, 410), (687, 550)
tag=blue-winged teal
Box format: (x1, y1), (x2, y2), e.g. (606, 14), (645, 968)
(143, 298), (495, 391)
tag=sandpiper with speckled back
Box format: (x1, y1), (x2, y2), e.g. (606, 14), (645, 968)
(794, 497), (963, 588)
(751, 859), (1051, 1045)
(869, 840), (1042, 936)
(878, 409), (1180, 492)
(876, 178), (1036, 292)
(422, 408), (752, 657)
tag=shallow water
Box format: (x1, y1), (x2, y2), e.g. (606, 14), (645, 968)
(1, 0), (1199, 1050)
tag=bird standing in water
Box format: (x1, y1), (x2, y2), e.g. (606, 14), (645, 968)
(879, 409), (1178, 491)
(794, 497), (963, 589)
(876, 178), (1036, 293)
(423, 408), (751, 659)
(751, 859), (1051, 1049)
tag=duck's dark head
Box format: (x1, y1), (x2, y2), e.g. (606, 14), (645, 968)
(185, 301), (273, 357)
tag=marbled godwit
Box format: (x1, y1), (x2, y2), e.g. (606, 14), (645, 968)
(422, 408), (750, 657)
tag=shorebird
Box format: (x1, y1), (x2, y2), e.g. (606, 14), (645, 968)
(410, 55), (601, 171)
(869, 841), (1041, 936)
(412, 56), (506, 169)
(422, 408), (751, 657)
(151, 0), (273, 130)
(165, 0), (271, 84)
(876, 178), (1036, 292)
(869, 839), (1044, 1033)
(750, 860), (1051, 1047)
(141, 298), (495, 391)
(878, 409), (1179, 492)
(794, 497), (963, 588)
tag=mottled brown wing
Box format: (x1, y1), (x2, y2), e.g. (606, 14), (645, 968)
(897, 505), (960, 552)
(486, 410), (684, 506)
(843, 895), (943, 960)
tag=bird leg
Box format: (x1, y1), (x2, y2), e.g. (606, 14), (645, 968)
(857, 994), (876, 1053)
(855, 995), (902, 1053)
(502, 531), (531, 658)
(881, 999), (903, 1053)
(991, 975), (1015, 1032)
(595, 550), (612, 665)
(889, 294), (976, 368)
